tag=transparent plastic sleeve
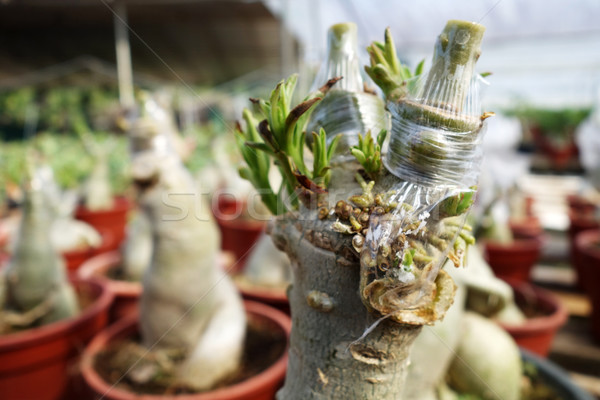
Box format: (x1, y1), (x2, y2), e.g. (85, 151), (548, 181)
(359, 73), (488, 320)
(306, 22), (387, 161)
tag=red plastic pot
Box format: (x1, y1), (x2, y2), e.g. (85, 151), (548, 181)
(509, 216), (543, 241)
(76, 197), (131, 251)
(237, 281), (290, 315)
(213, 198), (266, 274)
(63, 230), (118, 272)
(498, 280), (568, 357)
(530, 124), (578, 170)
(0, 278), (113, 400)
(78, 251), (142, 323)
(574, 230), (600, 342)
(568, 212), (599, 289)
(81, 300), (291, 400)
(567, 194), (597, 215)
(484, 239), (541, 283)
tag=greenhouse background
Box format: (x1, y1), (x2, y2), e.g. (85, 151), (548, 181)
(1, 0), (600, 399)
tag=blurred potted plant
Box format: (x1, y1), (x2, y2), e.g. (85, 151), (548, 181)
(494, 279), (568, 357)
(511, 107), (591, 170)
(0, 138), (120, 270)
(574, 229), (600, 341)
(0, 163), (112, 400)
(75, 132), (131, 250)
(479, 198), (542, 283)
(567, 194), (599, 288)
(80, 100), (291, 399)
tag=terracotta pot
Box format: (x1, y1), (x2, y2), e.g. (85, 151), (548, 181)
(509, 216), (543, 241)
(568, 212), (599, 289)
(76, 197), (131, 251)
(0, 279), (113, 400)
(237, 281), (290, 315)
(484, 239), (542, 283)
(498, 280), (568, 357)
(78, 251), (142, 323)
(81, 300), (291, 400)
(530, 124), (578, 170)
(63, 229), (118, 272)
(566, 194), (597, 215)
(574, 230), (600, 342)
(213, 198), (266, 274)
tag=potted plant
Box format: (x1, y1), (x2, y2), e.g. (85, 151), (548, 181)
(0, 165), (113, 400)
(479, 199), (542, 283)
(512, 107), (591, 170)
(493, 279), (568, 357)
(567, 197), (598, 289)
(80, 102), (291, 399)
(0, 148), (115, 272)
(75, 132), (131, 250)
(574, 229), (600, 341)
(213, 191), (267, 273)
(235, 20), (491, 398)
(234, 233), (292, 314)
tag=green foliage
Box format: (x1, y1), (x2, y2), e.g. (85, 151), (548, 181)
(505, 107), (591, 138)
(437, 188), (476, 218)
(312, 128), (340, 186)
(351, 129), (387, 174)
(183, 122), (223, 174)
(0, 85), (120, 140)
(236, 74), (340, 214)
(365, 27), (425, 101)
(235, 109), (279, 214)
(0, 133), (129, 192)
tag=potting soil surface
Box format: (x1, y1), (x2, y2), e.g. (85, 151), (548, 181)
(94, 316), (286, 395)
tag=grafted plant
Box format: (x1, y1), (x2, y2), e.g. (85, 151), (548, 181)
(238, 20), (490, 400)
(1, 162), (79, 333)
(126, 101), (246, 391)
(79, 132), (116, 211)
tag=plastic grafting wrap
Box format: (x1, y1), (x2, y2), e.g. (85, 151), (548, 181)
(359, 20), (488, 321)
(129, 95), (178, 158)
(129, 95), (183, 182)
(306, 23), (387, 161)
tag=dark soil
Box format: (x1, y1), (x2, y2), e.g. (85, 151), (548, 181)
(514, 290), (553, 319)
(94, 314), (286, 395)
(105, 262), (133, 282)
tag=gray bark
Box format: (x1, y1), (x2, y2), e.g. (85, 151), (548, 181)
(272, 218), (423, 400)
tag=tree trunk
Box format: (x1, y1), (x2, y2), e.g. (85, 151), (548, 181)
(272, 214), (454, 399)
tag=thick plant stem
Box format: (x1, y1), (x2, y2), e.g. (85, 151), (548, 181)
(422, 20), (485, 113)
(271, 216), (454, 399)
(3, 173), (79, 327)
(133, 119), (246, 390)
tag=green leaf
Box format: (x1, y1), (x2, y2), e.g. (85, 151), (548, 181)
(327, 134), (342, 163)
(377, 129), (388, 149)
(415, 59), (425, 76)
(238, 166), (253, 181)
(246, 141), (274, 155)
(351, 148), (367, 165)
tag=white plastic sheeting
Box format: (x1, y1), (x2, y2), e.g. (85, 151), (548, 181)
(266, 0), (600, 109)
